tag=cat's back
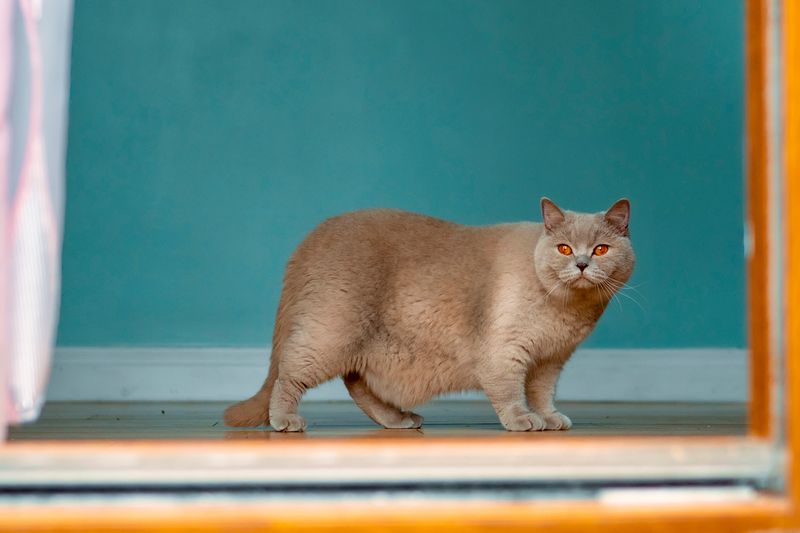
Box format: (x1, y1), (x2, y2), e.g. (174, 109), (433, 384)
(294, 208), (477, 263)
(317, 208), (463, 240)
(291, 208), (543, 273)
(282, 209), (508, 313)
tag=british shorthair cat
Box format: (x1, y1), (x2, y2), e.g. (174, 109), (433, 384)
(224, 198), (634, 432)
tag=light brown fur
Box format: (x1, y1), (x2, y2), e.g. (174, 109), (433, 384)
(224, 198), (634, 432)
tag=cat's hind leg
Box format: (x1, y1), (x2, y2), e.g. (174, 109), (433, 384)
(269, 337), (345, 432)
(344, 373), (423, 429)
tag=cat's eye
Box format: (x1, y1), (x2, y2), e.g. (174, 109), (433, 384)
(557, 244), (572, 256)
(593, 244), (609, 256)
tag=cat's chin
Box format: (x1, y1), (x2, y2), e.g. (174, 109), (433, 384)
(568, 277), (596, 290)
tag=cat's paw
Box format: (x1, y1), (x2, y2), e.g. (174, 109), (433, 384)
(406, 412), (424, 428)
(383, 412), (424, 429)
(542, 411), (572, 431)
(270, 413), (307, 432)
(502, 412), (547, 432)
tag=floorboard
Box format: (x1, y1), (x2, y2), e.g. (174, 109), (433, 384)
(7, 400), (746, 440)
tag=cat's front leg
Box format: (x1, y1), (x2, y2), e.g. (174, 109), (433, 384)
(479, 354), (547, 431)
(526, 359), (572, 431)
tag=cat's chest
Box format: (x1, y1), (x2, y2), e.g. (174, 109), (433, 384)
(523, 306), (598, 358)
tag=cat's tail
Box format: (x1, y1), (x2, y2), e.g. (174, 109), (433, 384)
(223, 319), (285, 427)
(224, 263), (301, 428)
(222, 361), (277, 427)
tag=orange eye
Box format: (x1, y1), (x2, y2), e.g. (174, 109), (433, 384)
(593, 244), (609, 256)
(557, 244), (573, 256)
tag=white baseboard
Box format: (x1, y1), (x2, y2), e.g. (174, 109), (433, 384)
(46, 347), (747, 403)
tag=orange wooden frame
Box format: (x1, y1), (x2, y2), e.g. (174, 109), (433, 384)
(784, 0), (800, 515)
(746, 0), (772, 439)
(0, 0), (797, 530)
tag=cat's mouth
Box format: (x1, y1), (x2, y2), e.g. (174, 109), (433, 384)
(571, 277), (595, 289)
(561, 272), (601, 289)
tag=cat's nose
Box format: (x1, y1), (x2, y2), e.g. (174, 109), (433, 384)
(576, 262), (588, 272)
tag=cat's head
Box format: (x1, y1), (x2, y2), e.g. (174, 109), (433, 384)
(534, 198), (635, 298)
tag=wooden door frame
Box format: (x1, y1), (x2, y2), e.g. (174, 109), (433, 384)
(1, 0), (798, 529)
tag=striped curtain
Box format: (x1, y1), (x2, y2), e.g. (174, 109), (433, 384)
(1, 0), (72, 438)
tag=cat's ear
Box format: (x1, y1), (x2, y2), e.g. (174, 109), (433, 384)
(541, 197), (566, 231)
(604, 198), (630, 236)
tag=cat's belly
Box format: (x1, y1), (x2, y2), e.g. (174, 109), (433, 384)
(352, 313), (593, 409)
(358, 337), (478, 410)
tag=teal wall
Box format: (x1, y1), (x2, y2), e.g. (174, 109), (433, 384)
(58, 0), (745, 348)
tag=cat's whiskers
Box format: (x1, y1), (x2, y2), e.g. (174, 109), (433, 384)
(594, 284), (605, 306)
(599, 278), (644, 313)
(612, 287), (646, 312)
(604, 278), (649, 304)
(597, 279), (622, 311)
(561, 272), (584, 311)
(603, 277), (645, 301)
(543, 280), (562, 304)
(550, 270), (577, 309)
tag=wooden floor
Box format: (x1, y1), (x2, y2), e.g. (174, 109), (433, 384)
(8, 400), (746, 440)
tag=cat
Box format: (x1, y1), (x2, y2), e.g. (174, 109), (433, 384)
(224, 198), (634, 432)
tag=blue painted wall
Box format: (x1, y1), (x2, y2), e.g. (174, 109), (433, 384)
(57, 0), (745, 348)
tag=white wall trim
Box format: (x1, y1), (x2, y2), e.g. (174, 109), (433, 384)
(47, 347), (747, 402)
